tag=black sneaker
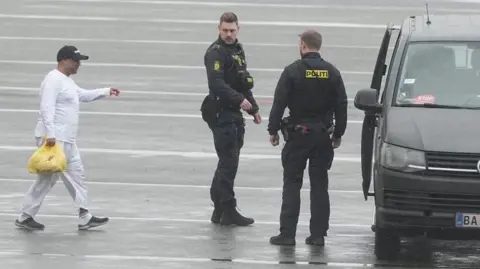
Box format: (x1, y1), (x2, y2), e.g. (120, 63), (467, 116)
(305, 235), (325, 246)
(15, 217), (45, 231)
(269, 233), (296, 245)
(78, 216), (109, 230)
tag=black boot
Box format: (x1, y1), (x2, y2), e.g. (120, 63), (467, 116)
(269, 233), (295, 245)
(211, 204), (222, 224)
(305, 235), (325, 246)
(219, 205), (254, 226)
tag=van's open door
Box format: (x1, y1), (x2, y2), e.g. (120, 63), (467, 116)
(361, 24), (394, 201)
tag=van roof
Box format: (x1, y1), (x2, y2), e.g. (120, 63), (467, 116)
(404, 14), (480, 42)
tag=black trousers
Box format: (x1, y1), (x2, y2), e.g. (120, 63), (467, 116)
(279, 127), (334, 238)
(208, 110), (245, 208)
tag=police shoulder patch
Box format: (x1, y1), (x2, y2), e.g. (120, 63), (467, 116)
(214, 60), (220, 71)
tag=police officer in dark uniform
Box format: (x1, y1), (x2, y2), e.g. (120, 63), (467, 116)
(267, 29), (347, 246)
(200, 12), (262, 226)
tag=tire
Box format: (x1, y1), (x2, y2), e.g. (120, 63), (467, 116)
(374, 227), (401, 260)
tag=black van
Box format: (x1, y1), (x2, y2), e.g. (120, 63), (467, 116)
(354, 14), (480, 260)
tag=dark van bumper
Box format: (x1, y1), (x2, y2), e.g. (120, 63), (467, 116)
(375, 166), (480, 239)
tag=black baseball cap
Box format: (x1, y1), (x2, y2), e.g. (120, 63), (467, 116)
(56, 45), (89, 62)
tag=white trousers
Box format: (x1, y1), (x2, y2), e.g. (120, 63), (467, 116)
(18, 137), (92, 225)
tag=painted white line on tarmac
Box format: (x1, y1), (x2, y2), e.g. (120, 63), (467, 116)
(0, 178), (363, 193)
(0, 86), (358, 102)
(0, 212), (370, 227)
(0, 145), (361, 162)
(46, 0), (480, 13)
(0, 36), (386, 50)
(450, 0), (480, 3)
(0, 60), (372, 75)
(0, 250), (376, 267)
(0, 109), (365, 123)
(0, 14), (386, 29)
(0, 251), (375, 267)
(0, 193), (25, 198)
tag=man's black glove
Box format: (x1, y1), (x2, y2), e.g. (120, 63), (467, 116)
(332, 136), (341, 149)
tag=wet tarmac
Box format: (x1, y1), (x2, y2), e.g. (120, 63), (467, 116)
(2, 0), (480, 268)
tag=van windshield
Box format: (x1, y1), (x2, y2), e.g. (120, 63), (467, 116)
(394, 41), (480, 109)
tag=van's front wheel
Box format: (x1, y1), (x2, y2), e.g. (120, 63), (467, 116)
(374, 227), (401, 260)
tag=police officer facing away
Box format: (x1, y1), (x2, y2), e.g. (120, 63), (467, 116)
(267, 29), (348, 246)
(201, 12), (262, 226)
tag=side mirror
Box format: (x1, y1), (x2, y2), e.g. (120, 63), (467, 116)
(354, 88), (382, 113)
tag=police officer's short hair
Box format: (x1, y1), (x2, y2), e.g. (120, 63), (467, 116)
(219, 12), (238, 25)
(300, 29), (323, 50)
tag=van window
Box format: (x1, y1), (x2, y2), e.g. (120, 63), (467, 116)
(394, 41), (480, 108)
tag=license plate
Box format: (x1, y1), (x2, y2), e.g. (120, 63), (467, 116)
(456, 213), (480, 227)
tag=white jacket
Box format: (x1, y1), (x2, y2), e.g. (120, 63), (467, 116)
(34, 69), (111, 143)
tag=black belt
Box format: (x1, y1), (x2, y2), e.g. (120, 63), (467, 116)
(293, 121), (332, 134)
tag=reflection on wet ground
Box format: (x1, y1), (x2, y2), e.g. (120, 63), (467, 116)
(1, 185), (480, 268)
(205, 224), (480, 268)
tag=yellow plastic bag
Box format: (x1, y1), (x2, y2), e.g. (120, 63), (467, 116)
(27, 140), (67, 174)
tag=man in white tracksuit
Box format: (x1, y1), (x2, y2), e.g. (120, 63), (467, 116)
(15, 45), (120, 231)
